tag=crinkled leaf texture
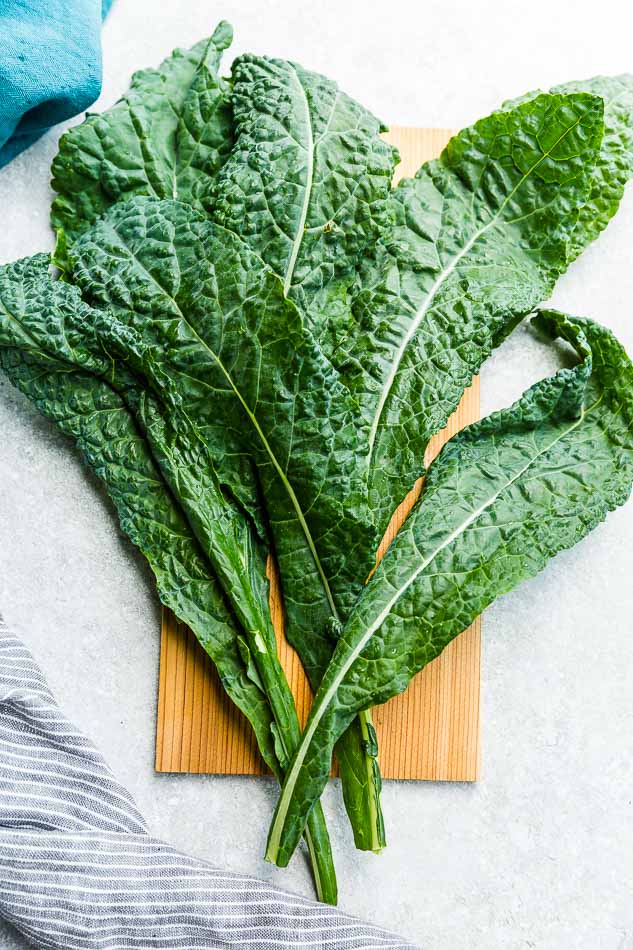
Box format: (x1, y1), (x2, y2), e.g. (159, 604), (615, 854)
(212, 53), (397, 352)
(343, 77), (633, 540)
(51, 21), (234, 239)
(345, 91), (608, 535)
(7, 42), (633, 875)
(0, 255), (278, 769)
(504, 75), (633, 260)
(50, 30), (393, 854)
(266, 310), (633, 865)
(0, 253), (338, 905)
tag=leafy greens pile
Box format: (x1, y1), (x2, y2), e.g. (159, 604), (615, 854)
(1, 21), (632, 903)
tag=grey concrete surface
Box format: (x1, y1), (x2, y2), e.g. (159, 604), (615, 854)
(1, 1), (632, 947)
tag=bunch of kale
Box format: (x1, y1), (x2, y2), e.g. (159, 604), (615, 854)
(1, 22), (632, 901)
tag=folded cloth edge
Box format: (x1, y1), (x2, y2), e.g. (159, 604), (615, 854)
(0, 617), (419, 950)
(0, 0), (111, 167)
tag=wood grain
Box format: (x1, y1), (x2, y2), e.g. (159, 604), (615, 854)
(155, 126), (481, 782)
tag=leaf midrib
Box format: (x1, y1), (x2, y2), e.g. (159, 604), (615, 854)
(366, 110), (586, 462)
(283, 66), (314, 297)
(0, 298), (56, 359)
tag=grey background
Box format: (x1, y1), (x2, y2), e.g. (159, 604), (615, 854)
(1, 1), (632, 947)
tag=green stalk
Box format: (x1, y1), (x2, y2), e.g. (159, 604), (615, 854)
(250, 630), (337, 904)
(335, 711), (385, 853)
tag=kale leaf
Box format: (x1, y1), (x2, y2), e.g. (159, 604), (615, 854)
(51, 22), (234, 239)
(266, 309), (633, 865)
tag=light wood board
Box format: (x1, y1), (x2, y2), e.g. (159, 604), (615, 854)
(155, 126), (482, 782)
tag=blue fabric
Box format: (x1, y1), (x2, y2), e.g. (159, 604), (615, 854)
(0, 0), (111, 167)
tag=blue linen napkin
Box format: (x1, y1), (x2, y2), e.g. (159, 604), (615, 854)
(0, 0), (111, 167)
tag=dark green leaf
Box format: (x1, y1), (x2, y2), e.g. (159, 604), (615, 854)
(266, 309), (633, 865)
(51, 22), (234, 239)
(345, 92), (604, 534)
(0, 257), (277, 772)
(212, 54), (397, 352)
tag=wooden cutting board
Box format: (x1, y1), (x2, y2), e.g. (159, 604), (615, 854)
(155, 127), (481, 782)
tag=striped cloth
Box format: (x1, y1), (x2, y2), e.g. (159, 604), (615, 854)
(0, 619), (417, 950)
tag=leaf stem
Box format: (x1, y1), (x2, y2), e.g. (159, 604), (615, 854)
(357, 709), (385, 852)
(335, 709), (385, 853)
(252, 632), (338, 903)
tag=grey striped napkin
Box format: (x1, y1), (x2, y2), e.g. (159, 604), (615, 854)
(0, 618), (417, 950)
